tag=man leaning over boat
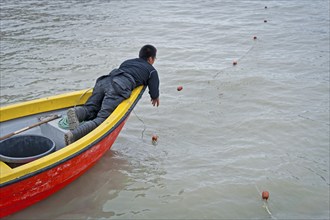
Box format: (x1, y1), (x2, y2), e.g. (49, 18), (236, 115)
(64, 45), (160, 145)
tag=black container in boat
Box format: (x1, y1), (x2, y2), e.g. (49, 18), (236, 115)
(0, 135), (55, 164)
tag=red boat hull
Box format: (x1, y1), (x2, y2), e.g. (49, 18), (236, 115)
(0, 117), (127, 218)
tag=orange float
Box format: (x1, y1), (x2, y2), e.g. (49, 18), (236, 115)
(152, 135), (158, 144)
(262, 191), (269, 200)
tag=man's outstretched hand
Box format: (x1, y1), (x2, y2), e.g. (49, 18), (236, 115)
(151, 98), (160, 107)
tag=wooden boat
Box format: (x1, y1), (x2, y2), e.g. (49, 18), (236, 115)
(0, 86), (145, 218)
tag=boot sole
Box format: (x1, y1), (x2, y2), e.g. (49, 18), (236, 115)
(67, 108), (80, 130)
(64, 131), (74, 145)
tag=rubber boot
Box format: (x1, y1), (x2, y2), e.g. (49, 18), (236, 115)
(67, 106), (87, 130)
(64, 121), (98, 145)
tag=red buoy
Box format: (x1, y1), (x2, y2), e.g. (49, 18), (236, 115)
(177, 86), (183, 91)
(262, 191), (269, 200)
(233, 61), (237, 66)
(152, 135), (158, 144)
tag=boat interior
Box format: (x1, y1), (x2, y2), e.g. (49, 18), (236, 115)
(1, 108), (71, 150)
(0, 108), (74, 168)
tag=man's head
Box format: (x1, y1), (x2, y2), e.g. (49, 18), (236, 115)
(139, 45), (157, 65)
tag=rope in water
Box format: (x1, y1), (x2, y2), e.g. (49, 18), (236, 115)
(133, 109), (147, 140)
(255, 185), (276, 219)
(131, 39), (258, 141)
(212, 40), (257, 79)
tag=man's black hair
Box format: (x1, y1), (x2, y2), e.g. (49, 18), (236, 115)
(139, 45), (157, 61)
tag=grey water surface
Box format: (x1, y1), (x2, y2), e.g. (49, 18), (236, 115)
(1, 0), (329, 219)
